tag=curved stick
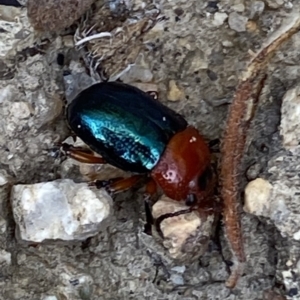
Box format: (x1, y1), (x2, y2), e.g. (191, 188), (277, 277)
(220, 14), (300, 288)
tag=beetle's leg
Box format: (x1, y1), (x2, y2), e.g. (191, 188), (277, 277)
(143, 179), (158, 235)
(208, 138), (220, 153)
(143, 179), (196, 238)
(61, 143), (106, 164)
(93, 174), (144, 194)
(89, 177), (124, 189)
(155, 208), (194, 239)
(144, 197), (153, 235)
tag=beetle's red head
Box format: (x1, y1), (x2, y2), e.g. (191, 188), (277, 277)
(151, 126), (214, 206)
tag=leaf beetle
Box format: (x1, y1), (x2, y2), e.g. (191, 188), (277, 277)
(63, 81), (215, 224)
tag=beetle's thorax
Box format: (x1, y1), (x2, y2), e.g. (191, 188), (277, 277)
(151, 126), (211, 201)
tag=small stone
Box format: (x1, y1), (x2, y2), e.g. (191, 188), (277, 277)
(0, 250), (11, 265)
(178, 37), (192, 50)
(0, 85), (15, 104)
(284, 2), (293, 9)
(185, 49), (209, 73)
(249, 1), (265, 19)
(120, 65), (153, 83)
(62, 35), (75, 48)
(0, 176), (8, 186)
(0, 170), (10, 186)
(222, 40), (233, 47)
(170, 273), (184, 285)
(280, 86), (300, 148)
(244, 178), (272, 216)
(286, 260), (293, 267)
(228, 12), (248, 32)
(10, 102), (31, 119)
(34, 91), (63, 128)
(231, 3), (245, 12)
(167, 80), (184, 101)
(213, 12), (228, 27)
(171, 265), (186, 273)
(11, 179), (112, 242)
(246, 163), (261, 180)
(152, 195), (215, 261)
(42, 296), (58, 300)
(265, 0), (284, 9)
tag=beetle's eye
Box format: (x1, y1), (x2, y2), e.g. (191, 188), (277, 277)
(185, 194), (197, 206)
(198, 167), (213, 191)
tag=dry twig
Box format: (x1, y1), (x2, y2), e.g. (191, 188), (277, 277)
(220, 13), (300, 288)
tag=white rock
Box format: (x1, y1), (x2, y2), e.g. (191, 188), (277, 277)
(284, 2), (293, 9)
(10, 102), (32, 120)
(171, 265), (186, 273)
(11, 179), (112, 242)
(170, 273), (184, 285)
(222, 40), (234, 47)
(0, 85), (15, 104)
(250, 1), (265, 18)
(42, 297), (58, 300)
(0, 249), (11, 265)
(244, 178), (272, 216)
(213, 12), (228, 27)
(265, 0), (284, 9)
(280, 86), (300, 148)
(0, 171), (9, 186)
(232, 3), (245, 12)
(228, 12), (248, 32)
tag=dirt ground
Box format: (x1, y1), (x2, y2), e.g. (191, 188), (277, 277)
(0, 0), (300, 299)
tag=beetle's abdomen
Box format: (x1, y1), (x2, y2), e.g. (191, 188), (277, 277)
(67, 82), (187, 173)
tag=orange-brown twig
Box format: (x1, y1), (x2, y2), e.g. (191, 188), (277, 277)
(220, 14), (300, 288)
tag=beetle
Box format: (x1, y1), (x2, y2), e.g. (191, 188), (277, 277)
(63, 81), (215, 220)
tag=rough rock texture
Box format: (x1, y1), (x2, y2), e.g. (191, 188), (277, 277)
(280, 86), (300, 148)
(11, 180), (112, 242)
(0, 0), (299, 299)
(0, 5), (34, 58)
(244, 81), (300, 299)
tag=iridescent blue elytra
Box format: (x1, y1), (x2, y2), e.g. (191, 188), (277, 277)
(67, 82), (187, 173)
